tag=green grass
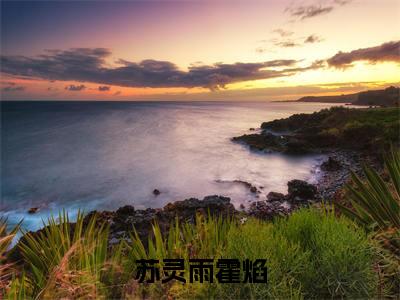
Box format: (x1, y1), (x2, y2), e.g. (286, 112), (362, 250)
(216, 208), (376, 299)
(125, 209), (377, 299)
(0, 208), (384, 299)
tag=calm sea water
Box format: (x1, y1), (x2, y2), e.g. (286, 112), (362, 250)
(1, 101), (338, 231)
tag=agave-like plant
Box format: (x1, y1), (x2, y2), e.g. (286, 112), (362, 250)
(0, 218), (21, 295)
(338, 149), (400, 231)
(337, 148), (400, 286)
(13, 211), (124, 299)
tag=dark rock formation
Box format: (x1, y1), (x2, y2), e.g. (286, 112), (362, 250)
(28, 207), (39, 214)
(215, 179), (262, 194)
(153, 189), (161, 196)
(266, 192), (285, 202)
(287, 180), (317, 202)
(248, 200), (291, 220)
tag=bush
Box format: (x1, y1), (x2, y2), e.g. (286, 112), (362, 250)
(216, 209), (376, 299)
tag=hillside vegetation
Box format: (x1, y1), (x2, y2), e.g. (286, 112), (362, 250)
(234, 107), (399, 154)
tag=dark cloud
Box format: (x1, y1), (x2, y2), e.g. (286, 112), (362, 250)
(98, 86), (110, 91)
(286, 5), (333, 20)
(65, 84), (86, 91)
(1, 48), (314, 90)
(286, 0), (352, 20)
(304, 34), (323, 44)
(327, 41), (400, 68)
(2, 85), (25, 92)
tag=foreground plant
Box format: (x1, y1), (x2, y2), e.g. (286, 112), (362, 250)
(1, 207), (382, 298)
(337, 149), (400, 297)
(0, 218), (20, 297)
(339, 149), (400, 231)
(125, 210), (376, 299)
(338, 149), (400, 257)
(7, 211), (124, 299)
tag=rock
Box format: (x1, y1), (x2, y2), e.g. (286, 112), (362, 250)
(249, 128), (255, 131)
(216, 179), (261, 194)
(164, 195), (235, 219)
(248, 200), (291, 220)
(250, 186), (257, 193)
(116, 205), (135, 216)
(287, 180), (317, 201)
(28, 207), (39, 214)
(153, 189), (161, 196)
(321, 157), (342, 171)
(266, 192), (285, 202)
(232, 180), (259, 194)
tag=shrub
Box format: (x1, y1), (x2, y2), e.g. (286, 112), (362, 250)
(274, 208), (376, 298)
(217, 209), (376, 299)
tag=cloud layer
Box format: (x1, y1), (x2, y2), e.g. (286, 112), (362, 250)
(1, 48), (316, 90)
(286, 0), (352, 20)
(327, 41), (400, 67)
(1, 41), (398, 92)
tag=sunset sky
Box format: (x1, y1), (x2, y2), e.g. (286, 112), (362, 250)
(1, 0), (399, 101)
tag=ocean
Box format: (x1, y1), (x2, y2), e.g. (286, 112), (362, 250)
(1, 101), (338, 231)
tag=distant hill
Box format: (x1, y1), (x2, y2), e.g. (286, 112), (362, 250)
(297, 86), (399, 107)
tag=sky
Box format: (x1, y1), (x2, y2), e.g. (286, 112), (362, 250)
(1, 0), (399, 101)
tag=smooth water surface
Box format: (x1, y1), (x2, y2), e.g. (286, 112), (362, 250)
(1, 101), (337, 230)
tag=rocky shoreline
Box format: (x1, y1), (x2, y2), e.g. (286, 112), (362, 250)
(14, 161), (345, 256)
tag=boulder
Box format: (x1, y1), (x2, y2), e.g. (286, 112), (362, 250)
(287, 180), (317, 201)
(248, 200), (291, 220)
(164, 195), (235, 219)
(266, 192), (286, 202)
(28, 207), (39, 214)
(116, 205), (135, 216)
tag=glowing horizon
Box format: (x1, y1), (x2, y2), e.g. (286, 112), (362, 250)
(1, 0), (399, 101)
